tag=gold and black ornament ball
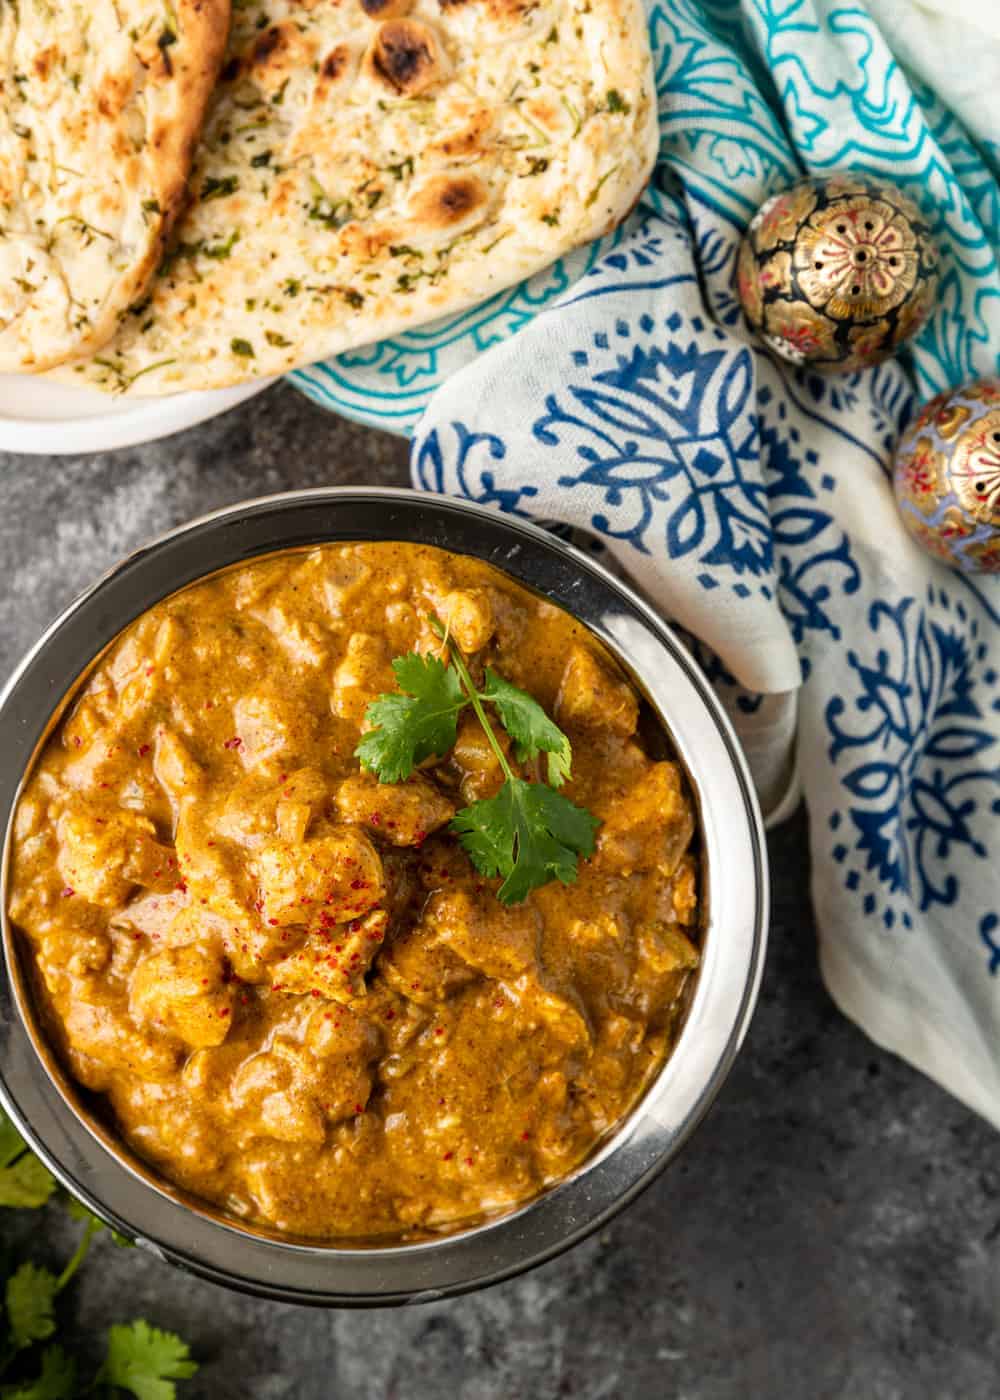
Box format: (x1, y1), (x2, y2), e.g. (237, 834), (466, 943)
(737, 173), (939, 372)
(892, 378), (1000, 573)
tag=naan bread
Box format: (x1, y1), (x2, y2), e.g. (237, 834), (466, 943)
(0, 0), (230, 373)
(60, 0), (657, 395)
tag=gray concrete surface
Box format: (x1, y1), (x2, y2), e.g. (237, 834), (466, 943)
(1, 382), (996, 1399)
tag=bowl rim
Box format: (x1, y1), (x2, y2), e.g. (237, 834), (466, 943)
(0, 487), (768, 1304)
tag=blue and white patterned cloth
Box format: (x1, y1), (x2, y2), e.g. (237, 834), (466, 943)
(297, 1), (1000, 1125)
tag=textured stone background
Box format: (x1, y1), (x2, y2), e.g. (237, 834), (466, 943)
(1, 384), (997, 1399)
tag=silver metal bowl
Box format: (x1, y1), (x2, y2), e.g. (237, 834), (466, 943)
(0, 488), (768, 1305)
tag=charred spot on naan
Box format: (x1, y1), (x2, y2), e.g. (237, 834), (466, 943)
(439, 0), (540, 23)
(226, 20), (320, 96)
(366, 19), (448, 96)
(425, 102), (494, 160)
(360, 0), (415, 19)
(408, 172), (490, 233)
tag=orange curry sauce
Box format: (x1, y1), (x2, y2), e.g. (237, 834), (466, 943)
(7, 543), (699, 1239)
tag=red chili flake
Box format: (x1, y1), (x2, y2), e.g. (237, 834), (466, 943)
(240, 995), (249, 1005)
(219, 1008), (230, 1017)
(494, 998), (504, 1009)
(410, 981), (421, 990)
(520, 1131), (531, 1141)
(207, 840), (215, 848)
(354, 1103), (364, 1115)
(223, 736), (242, 750)
(370, 813), (381, 826)
(349, 879), (366, 891)
(385, 1010), (395, 1021)
(137, 743), (151, 757)
(60, 887), (74, 898)
(175, 879), (188, 894)
(464, 1157), (474, 1167)
(279, 773), (288, 783)
(442, 1151), (454, 1161)
(99, 782), (109, 789)
(72, 736), (82, 749)
(324, 1012), (332, 1020)
(414, 830), (427, 845)
(434, 1027), (444, 1036)
(201, 978), (209, 986)
(204, 700), (214, 710)
(312, 989), (321, 998)
(268, 918), (279, 927)
(145, 666), (155, 677)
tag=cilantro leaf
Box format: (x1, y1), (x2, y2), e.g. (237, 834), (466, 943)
(102, 1321), (198, 1400)
(0, 1344), (76, 1400)
(356, 652), (466, 783)
(0, 1112), (55, 1210)
(451, 778), (600, 904)
(481, 668), (572, 786)
(6, 1263), (58, 1350)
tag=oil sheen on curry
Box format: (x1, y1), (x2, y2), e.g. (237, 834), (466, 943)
(7, 544), (700, 1241)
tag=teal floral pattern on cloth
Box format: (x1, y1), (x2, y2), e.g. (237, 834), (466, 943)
(404, 0), (1000, 1127)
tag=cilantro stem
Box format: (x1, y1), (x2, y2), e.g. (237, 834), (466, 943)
(427, 616), (515, 783)
(56, 1214), (100, 1293)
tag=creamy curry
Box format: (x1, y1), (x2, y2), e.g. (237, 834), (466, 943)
(7, 543), (700, 1240)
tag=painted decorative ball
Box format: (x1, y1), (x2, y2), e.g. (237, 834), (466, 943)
(892, 378), (1000, 573)
(737, 173), (939, 372)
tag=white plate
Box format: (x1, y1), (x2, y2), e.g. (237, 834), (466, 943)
(0, 373), (272, 456)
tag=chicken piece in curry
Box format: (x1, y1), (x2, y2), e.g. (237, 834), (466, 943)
(7, 543), (700, 1240)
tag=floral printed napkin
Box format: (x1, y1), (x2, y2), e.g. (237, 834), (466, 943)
(301, 2), (1000, 1124)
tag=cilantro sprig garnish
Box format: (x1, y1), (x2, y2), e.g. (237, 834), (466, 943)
(0, 1108), (197, 1398)
(356, 617), (600, 903)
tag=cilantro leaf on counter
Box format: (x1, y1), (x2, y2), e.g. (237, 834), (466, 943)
(100, 1321), (198, 1400)
(0, 1108), (198, 1398)
(0, 1119), (55, 1211)
(357, 617), (601, 903)
(480, 668), (572, 787)
(452, 778), (600, 905)
(0, 1343), (77, 1399)
(356, 651), (466, 783)
(5, 1264), (58, 1351)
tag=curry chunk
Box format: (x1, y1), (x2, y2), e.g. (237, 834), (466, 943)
(129, 943), (236, 1049)
(271, 909), (388, 1002)
(332, 633), (393, 722)
(38, 927), (111, 986)
(632, 922), (700, 1018)
(438, 588), (494, 653)
(254, 827), (385, 927)
(556, 643), (638, 738)
(335, 771), (455, 846)
(57, 808), (175, 908)
(420, 888), (541, 982)
(450, 711), (509, 802)
(596, 762), (694, 877)
(233, 688), (317, 774)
